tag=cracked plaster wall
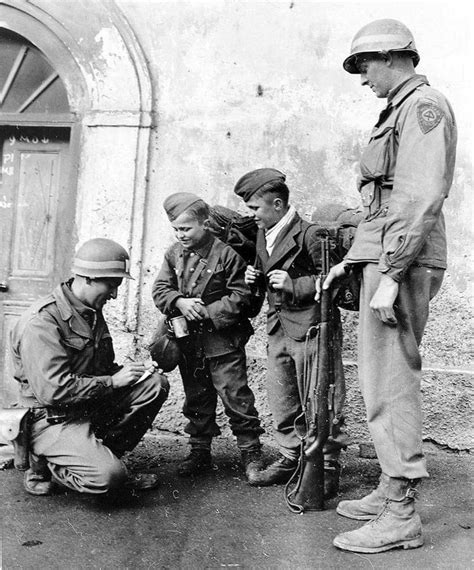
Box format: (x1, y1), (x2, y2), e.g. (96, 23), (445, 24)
(10, 0), (470, 448)
(114, 1), (472, 449)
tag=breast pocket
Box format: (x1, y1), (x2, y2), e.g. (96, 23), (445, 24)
(361, 125), (394, 182)
(203, 265), (226, 299)
(62, 335), (94, 372)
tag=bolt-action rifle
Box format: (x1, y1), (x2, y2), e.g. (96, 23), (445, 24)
(285, 236), (335, 512)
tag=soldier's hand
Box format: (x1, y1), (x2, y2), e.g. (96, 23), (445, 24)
(267, 270), (292, 293)
(175, 297), (206, 321)
(369, 274), (399, 326)
(322, 262), (349, 290)
(112, 362), (147, 388)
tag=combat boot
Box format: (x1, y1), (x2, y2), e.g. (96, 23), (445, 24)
(336, 473), (389, 520)
(241, 446), (265, 485)
(23, 455), (54, 496)
(178, 448), (212, 477)
(333, 478), (423, 554)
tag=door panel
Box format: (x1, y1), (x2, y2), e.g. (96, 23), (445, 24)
(0, 126), (74, 405)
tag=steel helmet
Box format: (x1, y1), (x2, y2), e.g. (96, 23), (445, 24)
(72, 238), (133, 279)
(343, 19), (420, 74)
(148, 317), (181, 372)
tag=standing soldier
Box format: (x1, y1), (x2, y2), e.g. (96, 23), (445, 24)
(11, 238), (169, 496)
(324, 19), (457, 553)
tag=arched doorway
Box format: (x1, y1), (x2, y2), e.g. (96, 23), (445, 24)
(0, 29), (78, 404)
(0, 1), (154, 405)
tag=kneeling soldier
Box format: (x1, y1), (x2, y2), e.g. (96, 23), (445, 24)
(11, 238), (169, 496)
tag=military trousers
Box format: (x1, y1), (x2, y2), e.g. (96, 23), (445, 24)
(358, 263), (444, 480)
(266, 320), (347, 461)
(179, 346), (264, 450)
(30, 373), (169, 494)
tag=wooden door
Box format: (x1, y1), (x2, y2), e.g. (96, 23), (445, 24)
(0, 126), (74, 405)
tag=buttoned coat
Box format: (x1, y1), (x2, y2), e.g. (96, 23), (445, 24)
(152, 235), (259, 358)
(256, 212), (328, 341)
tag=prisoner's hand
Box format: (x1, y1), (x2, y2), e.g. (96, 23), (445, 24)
(245, 265), (259, 286)
(175, 297), (206, 321)
(370, 274), (399, 326)
(267, 270), (292, 293)
(112, 362), (147, 388)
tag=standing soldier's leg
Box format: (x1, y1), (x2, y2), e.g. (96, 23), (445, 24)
(334, 264), (444, 552)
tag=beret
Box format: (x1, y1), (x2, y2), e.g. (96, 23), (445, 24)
(163, 192), (203, 221)
(233, 168), (286, 202)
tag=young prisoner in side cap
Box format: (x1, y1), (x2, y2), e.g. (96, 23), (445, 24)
(152, 192), (265, 483)
(234, 168), (348, 496)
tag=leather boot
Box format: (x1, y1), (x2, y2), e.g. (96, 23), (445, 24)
(178, 448), (212, 477)
(333, 478), (423, 554)
(247, 455), (297, 487)
(241, 446), (265, 485)
(336, 473), (389, 520)
(324, 459), (342, 500)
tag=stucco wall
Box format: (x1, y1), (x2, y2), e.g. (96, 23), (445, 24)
(110, 1), (473, 448)
(3, 0), (471, 447)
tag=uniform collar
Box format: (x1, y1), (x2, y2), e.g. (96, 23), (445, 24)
(53, 280), (97, 334)
(388, 74), (429, 107)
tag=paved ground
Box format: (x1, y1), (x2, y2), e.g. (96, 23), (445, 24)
(1, 433), (472, 569)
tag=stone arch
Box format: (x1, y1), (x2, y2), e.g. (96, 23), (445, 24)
(0, 0), (154, 331)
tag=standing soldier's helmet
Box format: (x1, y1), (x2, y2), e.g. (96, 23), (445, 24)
(72, 238), (133, 279)
(343, 19), (420, 74)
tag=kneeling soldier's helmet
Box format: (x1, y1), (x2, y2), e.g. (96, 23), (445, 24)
(72, 238), (132, 279)
(343, 19), (420, 74)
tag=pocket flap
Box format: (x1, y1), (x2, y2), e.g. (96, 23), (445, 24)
(63, 336), (89, 351)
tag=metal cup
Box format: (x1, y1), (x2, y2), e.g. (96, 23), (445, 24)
(170, 316), (189, 338)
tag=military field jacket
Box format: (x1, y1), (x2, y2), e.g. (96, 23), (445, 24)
(10, 283), (116, 409)
(256, 212), (328, 341)
(346, 74), (457, 281)
(152, 235), (258, 357)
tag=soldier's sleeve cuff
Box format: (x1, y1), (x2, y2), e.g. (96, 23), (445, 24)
(378, 255), (405, 282)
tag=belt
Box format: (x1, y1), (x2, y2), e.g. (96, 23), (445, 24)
(31, 407), (68, 425)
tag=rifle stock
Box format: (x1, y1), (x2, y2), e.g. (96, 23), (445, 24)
(286, 237), (334, 513)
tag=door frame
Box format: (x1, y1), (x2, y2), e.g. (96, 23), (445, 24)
(0, 0), (154, 336)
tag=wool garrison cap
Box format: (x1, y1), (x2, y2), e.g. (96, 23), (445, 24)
(233, 168), (286, 202)
(163, 192), (203, 221)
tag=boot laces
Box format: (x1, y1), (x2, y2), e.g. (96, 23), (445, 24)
(368, 499), (391, 527)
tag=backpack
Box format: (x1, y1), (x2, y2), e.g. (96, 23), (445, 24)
(208, 205), (258, 265)
(311, 204), (364, 311)
(208, 203), (363, 311)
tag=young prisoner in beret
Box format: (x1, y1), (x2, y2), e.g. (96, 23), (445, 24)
(234, 169), (348, 496)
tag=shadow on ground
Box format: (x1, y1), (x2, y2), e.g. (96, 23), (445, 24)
(2, 433), (472, 569)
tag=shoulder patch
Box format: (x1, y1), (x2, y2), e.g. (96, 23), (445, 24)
(417, 101), (444, 134)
